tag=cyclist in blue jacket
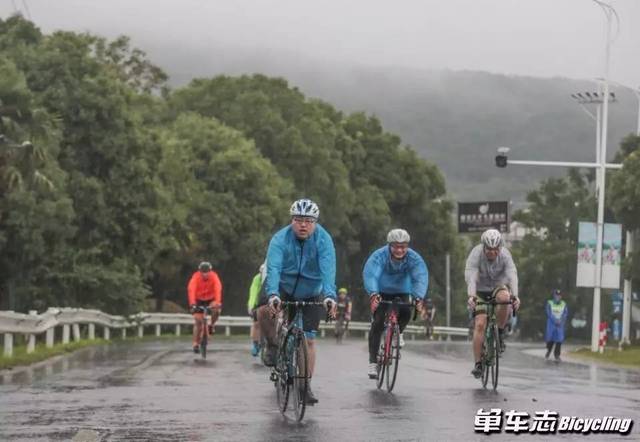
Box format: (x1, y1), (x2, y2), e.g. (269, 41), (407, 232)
(363, 228), (430, 379)
(263, 198), (337, 405)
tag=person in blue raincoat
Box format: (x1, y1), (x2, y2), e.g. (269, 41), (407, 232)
(545, 289), (568, 361)
(363, 228), (430, 379)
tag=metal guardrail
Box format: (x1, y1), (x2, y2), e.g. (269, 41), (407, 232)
(0, 307), (468, 358)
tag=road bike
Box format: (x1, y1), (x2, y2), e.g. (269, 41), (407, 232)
(193, 304), (220, 360)
(476, 295), (512, 391)
(334, 303), (349, 344)
(270, 300), (325, 422)
(375, 297), (417, 393)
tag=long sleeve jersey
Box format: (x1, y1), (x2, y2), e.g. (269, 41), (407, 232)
(247, 272), (262, 310)
(265, 224), (336, 299)
(187, 271), (222, 306)
(362, 246), (429, 299)
(464, 244), (518, 298)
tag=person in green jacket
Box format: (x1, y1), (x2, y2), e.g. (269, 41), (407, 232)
(248, 262), (266, 356)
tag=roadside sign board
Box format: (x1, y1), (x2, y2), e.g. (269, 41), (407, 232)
(458, 201), (509, 233)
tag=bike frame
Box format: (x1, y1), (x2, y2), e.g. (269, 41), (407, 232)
(376, 298), (416, 392)
(273, 300), (325, 422)
(193, 305), (211, 360)
(476, 293), (512, 390)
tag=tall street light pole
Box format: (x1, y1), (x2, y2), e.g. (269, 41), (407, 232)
(591, 0), (617, 352)
(496, 1), (624, 352)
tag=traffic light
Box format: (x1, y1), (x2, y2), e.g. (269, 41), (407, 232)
(495, 147), (510, 168)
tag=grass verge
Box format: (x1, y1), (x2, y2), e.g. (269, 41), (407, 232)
(572, 345), (640, 367)
(0, 332), (255, 370)
(0, 339), (108, 370)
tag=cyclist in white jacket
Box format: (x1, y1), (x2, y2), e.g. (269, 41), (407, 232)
(465, 229), (520, 378)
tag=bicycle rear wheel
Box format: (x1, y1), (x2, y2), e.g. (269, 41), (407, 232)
(291, 331), (308, 422)
(491, 324), (500, 391)
(376, 326), (390, 389)
(275, 335), (290, 414)
(386, 324), (401, 392)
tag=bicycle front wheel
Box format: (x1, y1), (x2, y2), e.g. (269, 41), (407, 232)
(376, 327), (390, 389)
(481, 340), (490, 389)
(291, 331), (308, 422)
(491, 324), (500, 391)
(386, 324), (401, 392)
(275, 336), (290, 414)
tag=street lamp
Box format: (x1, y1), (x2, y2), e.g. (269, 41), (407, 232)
(498, 0), (622, 352)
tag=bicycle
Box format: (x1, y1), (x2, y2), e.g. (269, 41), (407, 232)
(375, 297), (417, 393)
(270, 300), (325, 422)
(334, 307), (349, 344)
(193, 304), (220, 360)
(476, 295), (513, 391)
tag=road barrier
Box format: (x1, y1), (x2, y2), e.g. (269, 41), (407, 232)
(0, 307), (468, 357)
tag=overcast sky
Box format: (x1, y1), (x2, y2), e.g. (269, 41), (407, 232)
(2, 0), (639, 86)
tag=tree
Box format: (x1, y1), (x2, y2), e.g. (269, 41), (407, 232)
(154, 113), (292, 313)
(511, 170), (597, 339)
(610, 134), (640, 282)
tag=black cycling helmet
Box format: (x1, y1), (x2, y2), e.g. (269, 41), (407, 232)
(198, 261), (212, 272)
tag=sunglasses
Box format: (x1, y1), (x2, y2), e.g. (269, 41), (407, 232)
(292, 216), (316, 225)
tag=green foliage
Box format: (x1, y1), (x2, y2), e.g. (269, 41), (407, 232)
(572, 345), (640, 367)
(512, 170), (597, 339)
(610, 134), (640, 282)
(0, 16), (460, 320)
(169, 75), (458, 319)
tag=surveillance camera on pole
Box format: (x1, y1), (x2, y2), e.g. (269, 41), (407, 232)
(495, 146), (510, 168)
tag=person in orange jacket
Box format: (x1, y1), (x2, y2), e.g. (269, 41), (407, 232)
(188, 261), (223, 353)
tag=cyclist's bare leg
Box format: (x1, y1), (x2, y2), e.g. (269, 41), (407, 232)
(306, 338), (316, 377)
(210, 308), (220, 326)
(473, 313), (487, 363)
(256, 305), (277, 347)
(495, 289), (510, 329)
(192, 314), (203, 346)
(250, 321), (261, 342)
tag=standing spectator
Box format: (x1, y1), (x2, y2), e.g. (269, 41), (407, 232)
(545, 289), (568, 361)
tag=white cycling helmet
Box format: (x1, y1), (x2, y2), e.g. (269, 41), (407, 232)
(387, 228), (411, 243)
(481, 229), (503, 248)
(289, 198), (320, 219)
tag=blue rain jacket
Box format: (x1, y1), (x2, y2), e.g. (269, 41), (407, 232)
(545, 299), (568, 342)
(265, 224), (336, 299)
(362, 246), (429, 299)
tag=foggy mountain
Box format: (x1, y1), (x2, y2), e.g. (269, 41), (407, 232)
(146, 40), (637, 203)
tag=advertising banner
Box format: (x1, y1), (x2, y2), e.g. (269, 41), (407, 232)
(576, 222), (621, 288)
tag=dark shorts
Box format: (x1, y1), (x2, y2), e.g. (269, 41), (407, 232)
(257, 283), (324, 336)
(196, 299), (214, 307)
(282, 294), (324, 337)
(473, 286), (510, 317)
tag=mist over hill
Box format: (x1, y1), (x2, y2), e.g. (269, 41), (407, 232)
(145, 40), (637, 204)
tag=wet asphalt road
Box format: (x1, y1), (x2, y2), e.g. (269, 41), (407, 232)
(0, 337), (638, 441)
